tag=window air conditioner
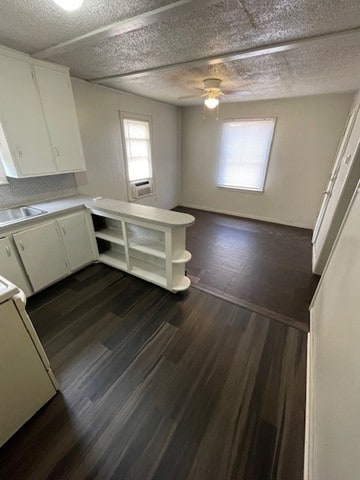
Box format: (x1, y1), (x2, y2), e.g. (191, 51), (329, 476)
(130, 179), (154, 199)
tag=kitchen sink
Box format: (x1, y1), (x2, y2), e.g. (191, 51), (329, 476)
(0, 206), (48, 227)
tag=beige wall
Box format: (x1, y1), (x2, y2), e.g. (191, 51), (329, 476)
(181, 94), (354, 228)
(307, 182), (360, 480)
(72, 78), (180, 210)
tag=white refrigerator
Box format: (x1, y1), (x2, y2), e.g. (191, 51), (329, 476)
(0, 276), (58, 447)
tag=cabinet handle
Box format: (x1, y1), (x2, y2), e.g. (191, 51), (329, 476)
(19, 240), (25, 251)
(345, 154), (352, 165)
(61, 224), (66, 235)
(5, 245), (11, 257)
(55, 146), (60, 157)
(16, 146), (23, 158)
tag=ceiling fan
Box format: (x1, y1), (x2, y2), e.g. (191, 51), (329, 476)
(178, 78), (250, 109)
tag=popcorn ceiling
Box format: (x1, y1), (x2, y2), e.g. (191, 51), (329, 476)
(0, 0), (359, 104)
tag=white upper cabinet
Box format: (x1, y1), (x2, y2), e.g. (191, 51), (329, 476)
(34, 65), (85, 173)
(0, 54), (55, 177)
(0, 47), (86, 178)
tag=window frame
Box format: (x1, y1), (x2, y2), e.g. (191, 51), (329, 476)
(0, 153), (8, 185)
(119, 111), (156, 201)
(217, 117), (276, 194)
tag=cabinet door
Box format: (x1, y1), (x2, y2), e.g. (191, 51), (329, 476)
(0, 237), (32, 296)
(34, 65), (86, 173)
(58, 211), (95, 272)
(0, 300), (56, 447)
(13, 221), (69, 292)
(0, 55), (55, 176)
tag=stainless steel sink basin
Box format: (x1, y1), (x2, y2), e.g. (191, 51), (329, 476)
(0, 206), (47, 227)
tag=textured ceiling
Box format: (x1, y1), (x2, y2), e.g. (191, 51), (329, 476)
(0, 0), (359, 104)
(100, 32), (360, 104)
(0, 0), (174, 52)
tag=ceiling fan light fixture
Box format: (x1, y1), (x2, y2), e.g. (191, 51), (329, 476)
(204, 96), (219, 109)
(52, 0), (83, 11)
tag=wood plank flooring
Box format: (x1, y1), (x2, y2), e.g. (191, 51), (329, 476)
(175, 207), (320, 330)
(0, 264), (306, 480)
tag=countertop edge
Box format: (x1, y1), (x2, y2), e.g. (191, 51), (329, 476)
(0, 195), (195, 233)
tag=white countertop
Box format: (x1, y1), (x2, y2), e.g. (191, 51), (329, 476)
(0, 194), (195, 234)
(0, 276), (20, 304)
(86, 197), (195, 227)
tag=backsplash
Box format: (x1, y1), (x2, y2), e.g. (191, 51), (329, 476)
(0, 174), (77, 208)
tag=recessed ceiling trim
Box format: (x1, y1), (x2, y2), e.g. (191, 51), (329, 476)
(31, 0), (222, 60)
(89, 26), (360, 84)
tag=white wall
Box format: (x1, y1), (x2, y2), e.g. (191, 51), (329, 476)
(306, 182), (360, 480)
(181, 94), (354, 228)
(72, 78), (180, 210)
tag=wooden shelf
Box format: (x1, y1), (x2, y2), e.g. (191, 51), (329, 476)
(172, 250), (192, 264)
(173, 276), (191, 292)
(92, 210), (192, 293)
(130, 258), (167, 287)
(128, 236), (165, 259)
(99, 251), (127, 271)
(95, 228), (124, 246)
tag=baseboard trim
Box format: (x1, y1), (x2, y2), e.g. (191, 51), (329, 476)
(179, 203), (313, 230)
(304, 314), (314, 480)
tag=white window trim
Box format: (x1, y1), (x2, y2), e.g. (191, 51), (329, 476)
(119, 111), (156, 202)
(0, 153), (9, 185)
(217, 117), (276, 193)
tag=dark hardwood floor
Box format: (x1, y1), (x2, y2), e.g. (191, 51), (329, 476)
(175, 207), (320, 331)
(0, 264), (306, 480)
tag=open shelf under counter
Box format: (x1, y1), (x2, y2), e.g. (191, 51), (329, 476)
(99, 250), (127, 271)
(95, 228), (124, 246)
(130, 258), (167, 288)
(172, 276), (191, 292)
(88, 199), (195, 292)
(128, 235), (166, 259)
(172, 250), (192, 264)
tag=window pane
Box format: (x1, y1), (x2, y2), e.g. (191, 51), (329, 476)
(128, 158), (151, 181)
(218, 119), (275, 191)
(123, 118), (152, 182)
(124, 120), (149, 140)
(126, 139), (149, 158)
(0, 152), (8, 185)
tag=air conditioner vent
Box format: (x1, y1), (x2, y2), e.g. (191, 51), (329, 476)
(130, 179), (154, 199)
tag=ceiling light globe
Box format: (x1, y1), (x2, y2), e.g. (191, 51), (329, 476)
(204, 97), (219, 109)
(52, 0), (83, 11)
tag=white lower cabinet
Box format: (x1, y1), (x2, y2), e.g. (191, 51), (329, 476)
(58, 211), (95, 272)
(0, 237), (32, 296)
(1, 204), (193, 295)
(13, 221), (69, 292)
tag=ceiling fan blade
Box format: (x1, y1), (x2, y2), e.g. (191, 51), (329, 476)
(177, 94), (203, 100)
(222, 89), (251, 95)
(178, 92), (209, 100)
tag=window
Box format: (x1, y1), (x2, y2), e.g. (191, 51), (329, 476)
(121, 114), (153, 183)
(0, 153), (8, 185)
(218, 118), (276, 192)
